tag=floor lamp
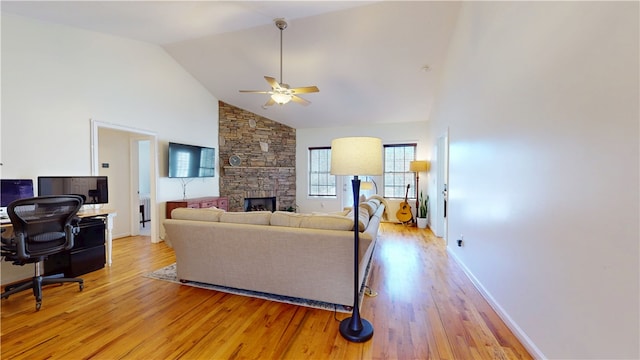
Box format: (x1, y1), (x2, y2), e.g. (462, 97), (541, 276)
(410, 160), (429, 222)
(330, 136), (382, 343)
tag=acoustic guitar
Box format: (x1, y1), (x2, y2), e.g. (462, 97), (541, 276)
(396, 184), (413, 223)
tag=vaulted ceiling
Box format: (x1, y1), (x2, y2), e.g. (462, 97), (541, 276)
(2, 1), (461, 129)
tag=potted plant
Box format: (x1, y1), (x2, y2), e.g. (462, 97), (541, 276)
(417, 191), (429, 229)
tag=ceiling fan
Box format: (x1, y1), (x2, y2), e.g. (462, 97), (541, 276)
(240, 19), (319, 106)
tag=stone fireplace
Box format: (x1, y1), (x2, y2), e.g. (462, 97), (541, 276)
(218, 101), (296, 212)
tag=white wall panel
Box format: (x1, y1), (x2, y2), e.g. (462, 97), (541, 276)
(429, 2), (639, 358)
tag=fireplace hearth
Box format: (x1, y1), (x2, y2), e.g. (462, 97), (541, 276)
(244, 197), (276, 212)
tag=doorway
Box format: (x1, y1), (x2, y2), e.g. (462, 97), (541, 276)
(138, 140), (151, 236)
(91, 120), (158, 243)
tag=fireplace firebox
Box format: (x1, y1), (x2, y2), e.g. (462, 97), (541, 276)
(244, 197), (276, 212)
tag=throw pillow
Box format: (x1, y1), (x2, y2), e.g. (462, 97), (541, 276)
(367, 198), (382, 208)
(359, 202), (376, 217)
(346, 207), (370, 232)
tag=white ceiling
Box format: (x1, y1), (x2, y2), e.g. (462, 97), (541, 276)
(1, 1), (461, 129)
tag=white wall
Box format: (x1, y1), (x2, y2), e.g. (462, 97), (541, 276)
(1, 14), (220, 283)
(429, 2), (639, 359)
(296, 122), (430, 218)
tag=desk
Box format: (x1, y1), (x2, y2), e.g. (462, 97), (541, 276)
(1, 209), (117, 266)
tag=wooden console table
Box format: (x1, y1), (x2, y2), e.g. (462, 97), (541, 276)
(166, 196), (229, 219)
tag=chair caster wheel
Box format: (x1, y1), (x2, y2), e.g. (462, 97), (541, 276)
(79, 283), (84, 291)
(36, 302), (41, 311)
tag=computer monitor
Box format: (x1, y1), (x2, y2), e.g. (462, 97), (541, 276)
(37, 176), (108, 205)
(0, 179), (35, 217)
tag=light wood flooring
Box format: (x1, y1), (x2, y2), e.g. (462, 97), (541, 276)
(1, 223), (532, 359)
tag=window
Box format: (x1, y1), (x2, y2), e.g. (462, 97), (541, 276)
(384, 144), (417, 199)
(308, 147), (336, 196)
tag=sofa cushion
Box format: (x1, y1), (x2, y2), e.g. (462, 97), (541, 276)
(220, 211), (272, 225)
(299, 214), (353, 231)
(270, 211), (305, 227)
(171, 207), (224, 222)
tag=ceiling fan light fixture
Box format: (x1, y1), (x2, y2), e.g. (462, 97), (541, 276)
(271, 92), (292, 105)
(239, 18), (318, 107)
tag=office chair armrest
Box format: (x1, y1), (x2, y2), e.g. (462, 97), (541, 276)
(12, 232), (29, 260)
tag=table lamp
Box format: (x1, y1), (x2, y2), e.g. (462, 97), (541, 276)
(330, 136), (382, 342)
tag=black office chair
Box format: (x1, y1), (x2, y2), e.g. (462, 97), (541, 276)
(1, 195), (84, 311)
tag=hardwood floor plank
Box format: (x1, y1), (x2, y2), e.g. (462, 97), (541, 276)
(1, 223), (531, 359)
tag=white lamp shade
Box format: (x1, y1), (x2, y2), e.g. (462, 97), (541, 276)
(410, 160), (429, 173)
(360, 181), (374, 190)
(330, 137), (383, 176)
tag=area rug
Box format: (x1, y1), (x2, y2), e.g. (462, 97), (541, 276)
(144, 259), (373, 314)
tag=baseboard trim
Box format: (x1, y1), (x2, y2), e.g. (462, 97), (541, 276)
(446, 247), (546, 359)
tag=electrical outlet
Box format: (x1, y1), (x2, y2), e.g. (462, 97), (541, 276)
(457, 235), (464, 247)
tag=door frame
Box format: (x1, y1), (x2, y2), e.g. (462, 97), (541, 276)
(90, 119), (159, 243)
(435, 129), (449, 243)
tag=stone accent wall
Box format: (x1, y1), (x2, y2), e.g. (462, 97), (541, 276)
(218, 101), (296, 212)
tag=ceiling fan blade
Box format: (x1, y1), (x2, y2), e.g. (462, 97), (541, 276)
(291, 95), (310, 106)
(264, 76), (281, 90)
(290, 86), (319, 94)
(264, 97), (276, 107)
(239, 90), (270, 94)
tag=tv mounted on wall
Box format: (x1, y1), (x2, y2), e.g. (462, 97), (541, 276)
(168, 142), (215, 178)
(38, 176), (109, 204)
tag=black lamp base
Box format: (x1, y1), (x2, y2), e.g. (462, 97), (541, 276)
(339, 317), (374, 342)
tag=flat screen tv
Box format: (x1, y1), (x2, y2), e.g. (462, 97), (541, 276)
(38, 176), (109, 205)
(1, 179), (34, 207)
(168, 142), (215, 178)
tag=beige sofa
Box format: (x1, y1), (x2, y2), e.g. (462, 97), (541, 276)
(163, 199), (384, 307)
